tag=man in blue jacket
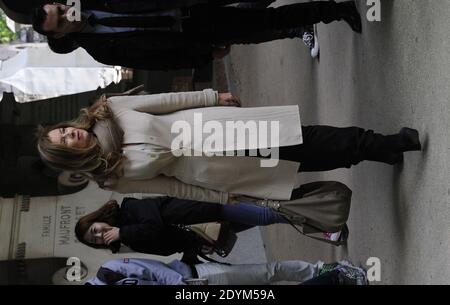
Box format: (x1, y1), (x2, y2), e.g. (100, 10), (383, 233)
(85, 257), (368, 285)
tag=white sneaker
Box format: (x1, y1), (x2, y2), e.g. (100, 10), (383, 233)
(322, 231), (342, 242)
(301, 25), (320, 59)
(310, 25), (320, 58)
(335, 260), (369, 285)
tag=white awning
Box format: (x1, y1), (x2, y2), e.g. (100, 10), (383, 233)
(0, 44), (122, 102)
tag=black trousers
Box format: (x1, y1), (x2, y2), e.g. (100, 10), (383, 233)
(245, 125), (401, 172)
(182, 1), (342, 45)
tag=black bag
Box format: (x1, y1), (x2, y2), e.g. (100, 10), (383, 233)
(178, 222), (238, 258)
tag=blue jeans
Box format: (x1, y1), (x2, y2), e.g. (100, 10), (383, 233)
(221, 203), (288, 232)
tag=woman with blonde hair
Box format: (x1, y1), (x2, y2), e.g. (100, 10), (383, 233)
(37, 89), (421, 204)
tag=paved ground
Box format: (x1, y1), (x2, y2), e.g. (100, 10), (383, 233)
(223, 0), (450, 284)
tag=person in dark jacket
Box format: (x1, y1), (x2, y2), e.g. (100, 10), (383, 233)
(31, 0), (362, 70)
(74, 197), (289, 256)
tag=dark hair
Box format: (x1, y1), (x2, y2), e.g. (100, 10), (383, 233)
(75, 200), (121, 253)
(32, 6), (54, 36)
(48, 36), (79, 54)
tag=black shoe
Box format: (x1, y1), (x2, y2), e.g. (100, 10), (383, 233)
(235, 0), (275, 9)
(399, 128), (422, 152)
(339, 1), (362, 33)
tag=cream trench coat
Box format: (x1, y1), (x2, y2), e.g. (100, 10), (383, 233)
(100, 89), (303, 204)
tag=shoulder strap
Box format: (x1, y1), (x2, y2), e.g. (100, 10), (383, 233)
(197, 252), (231, 266)
(176, 224), (232, 266)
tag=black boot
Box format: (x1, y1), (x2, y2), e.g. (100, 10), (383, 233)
(383, 128), (422, 153)
(398, 128), (422, 152)
(338, 1), (362, 33)
(363, 128), (422, 165)
(352, 128), (420, 166)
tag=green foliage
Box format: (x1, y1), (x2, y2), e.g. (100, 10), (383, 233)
(0, 14), (17, 44)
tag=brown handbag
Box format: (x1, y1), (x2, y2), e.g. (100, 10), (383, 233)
(234, 181), (352, 246)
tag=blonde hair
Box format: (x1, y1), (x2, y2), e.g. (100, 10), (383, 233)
(36, 97), (124, 185)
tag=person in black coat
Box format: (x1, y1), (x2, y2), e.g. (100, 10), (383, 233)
(75, 196), (288, 256)
(31, 0), (362, 70)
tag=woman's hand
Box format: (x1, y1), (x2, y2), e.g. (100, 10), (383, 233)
(103, 227), (120, 245)
(218, 93), (241, 107)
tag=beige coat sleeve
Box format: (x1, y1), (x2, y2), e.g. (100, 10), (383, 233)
(107, 89), (219, 114)
(108, 175), (229, 204)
